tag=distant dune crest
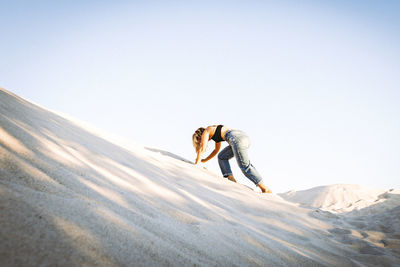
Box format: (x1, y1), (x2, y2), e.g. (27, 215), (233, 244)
(280, 184), (400, 214)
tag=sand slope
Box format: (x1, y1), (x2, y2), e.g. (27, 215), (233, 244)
(1, 88), (399, 266)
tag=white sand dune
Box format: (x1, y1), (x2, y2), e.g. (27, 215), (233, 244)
(279, 184), (395, 213)
(1, 88), (399, 266)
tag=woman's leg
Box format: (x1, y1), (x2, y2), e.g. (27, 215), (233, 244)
(258, 183), (272, 193)
(232, 143), (271, 193)
(230, 134), (264, 186)
(218, 145), (235, 181)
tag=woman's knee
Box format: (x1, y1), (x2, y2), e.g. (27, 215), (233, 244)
(238, 161), (251, 173)
(218, 152), (230, 161)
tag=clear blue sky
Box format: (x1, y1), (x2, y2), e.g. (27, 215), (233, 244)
(1, 0), (399, 192)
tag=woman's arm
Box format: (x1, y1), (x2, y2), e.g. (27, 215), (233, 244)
(195, 129), (210, 164)
(201, 142), (221, 163)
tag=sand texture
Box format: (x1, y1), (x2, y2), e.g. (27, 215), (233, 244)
(1, 88), (399, 266)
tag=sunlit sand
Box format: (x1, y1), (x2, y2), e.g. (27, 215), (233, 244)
(1, 88), (399, 266)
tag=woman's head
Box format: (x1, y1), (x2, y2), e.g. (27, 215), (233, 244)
(192, 127), (205, 153)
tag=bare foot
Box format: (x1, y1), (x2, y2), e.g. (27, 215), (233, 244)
(258, 183), (272, 193)
(227, 175), (237, 183)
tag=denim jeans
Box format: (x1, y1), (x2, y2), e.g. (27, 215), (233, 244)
(218, 130), (263, 185)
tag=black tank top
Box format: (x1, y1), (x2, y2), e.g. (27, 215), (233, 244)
(211, 125), (224, 143)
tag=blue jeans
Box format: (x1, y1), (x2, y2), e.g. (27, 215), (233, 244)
(218, 130), (263, 185)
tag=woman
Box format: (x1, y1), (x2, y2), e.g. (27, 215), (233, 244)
(193, 125), (272, 193)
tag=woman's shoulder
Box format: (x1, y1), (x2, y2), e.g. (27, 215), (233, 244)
(207, 124), (225, 128)
(205, 125), (222, 131)
(206, 125), (230, 130)
(204, 125), (216, 134)
(206, 125), (230, 136)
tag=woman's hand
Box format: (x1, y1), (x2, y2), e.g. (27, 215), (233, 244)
(200, 142), (221, 164)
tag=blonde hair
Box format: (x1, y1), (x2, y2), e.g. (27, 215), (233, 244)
(192, 127), (205, 153)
